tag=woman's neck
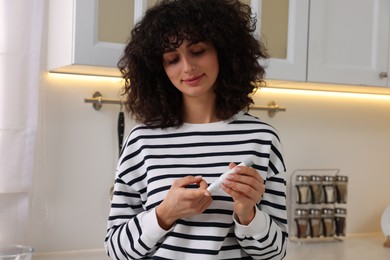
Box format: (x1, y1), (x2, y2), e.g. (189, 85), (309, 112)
(182, 96), (218, 124)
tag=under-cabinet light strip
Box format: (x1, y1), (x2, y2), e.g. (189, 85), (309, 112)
(260, 87), (390, 101)
(48, 72), (390, 100)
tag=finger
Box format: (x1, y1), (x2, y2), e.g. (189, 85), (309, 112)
(189, 197), (212, 215)
(235, 166), (262, 181)
(173, 175), (203, 188)
(224, 176), (263, 202)
(188, 190), (213, 211)
(181, 183), (214, 201)
(221, 183), (246, 201)
(221, 183), (257, 214)
(198, 179), (209, 189)
(234, 169), (264, 193)
(226, 173), (262, 191)
(229, 162), (237, 169)
(226, 181), (256, 199)
(200, 196), (213, 210)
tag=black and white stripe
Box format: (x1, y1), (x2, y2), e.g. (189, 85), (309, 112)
(105, 112), (288, 259)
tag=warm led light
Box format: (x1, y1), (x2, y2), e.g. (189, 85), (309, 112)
(47, 72), (123, 84)
(47, 73), (390, 101)
(260, 87), (390, 101)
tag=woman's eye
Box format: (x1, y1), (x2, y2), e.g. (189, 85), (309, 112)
(168, 58), (179, 64)
(164, 56), (179, 65)
(192, 49), (205, 56)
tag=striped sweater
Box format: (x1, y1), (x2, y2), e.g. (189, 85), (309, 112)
(105, 112), (288, 259)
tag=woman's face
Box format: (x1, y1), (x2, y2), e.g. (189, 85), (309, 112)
(162, 40), (219, 101)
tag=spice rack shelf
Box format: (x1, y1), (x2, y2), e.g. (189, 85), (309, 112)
(288, 169), (348, 243)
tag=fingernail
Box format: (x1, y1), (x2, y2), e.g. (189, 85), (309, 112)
(233, 167), (241, 173)
(204, 192), (210, 196)
(226, 174), (234, 180)
(224, 179), (231, 185)
(195, 175), (202, 179)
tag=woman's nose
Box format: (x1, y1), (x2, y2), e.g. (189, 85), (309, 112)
(183, 57), (196, 73)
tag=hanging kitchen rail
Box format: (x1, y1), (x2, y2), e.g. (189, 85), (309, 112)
(251, 101), (286, 117)
(84, 91), (286, 117)
(84, 91), (124, 111)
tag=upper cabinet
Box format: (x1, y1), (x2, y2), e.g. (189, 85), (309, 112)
(307, 0), (390, 87)
(47, 0), (157, 77)
(48, 0), (390, 88)
(256, 0), (390, 87)
(251, 0), (310, 82)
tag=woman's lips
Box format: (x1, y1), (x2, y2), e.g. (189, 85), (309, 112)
(182, 74), (204, 86)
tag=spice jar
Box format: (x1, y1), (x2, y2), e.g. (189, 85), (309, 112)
(322, 175), (336, 204)
(322, 208), (335, 237)
(296, 175), (310, 204)
(335, 208), (347, 236)
(308, 208), (322, 238)
(295, 209), (309, 238)
(309, 175), (323, 204)
(335, 175), (348, 204)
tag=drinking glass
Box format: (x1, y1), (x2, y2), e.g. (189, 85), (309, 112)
(0, 245), (34, 260)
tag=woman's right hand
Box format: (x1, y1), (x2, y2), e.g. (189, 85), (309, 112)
(155, 175), (212, 230)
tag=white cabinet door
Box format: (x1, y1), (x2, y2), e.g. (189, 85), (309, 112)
(254, 0), (309, 82)
(307, 0), (390, 87)
(47, 0), (148, 77)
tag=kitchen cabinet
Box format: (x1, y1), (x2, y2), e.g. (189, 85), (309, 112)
(307, 0), (390, 87)
(47, 0), (157, 77)
(260, 0), (390, 88)
(47, 0), (390, 88)
(253, 0), (310, 82)
(240, 0), (309, 82)
(48, 0), (310, 79)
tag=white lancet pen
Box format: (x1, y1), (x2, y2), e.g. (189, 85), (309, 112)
(207, 158), (254, 193)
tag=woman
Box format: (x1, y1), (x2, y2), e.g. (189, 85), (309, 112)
(105, 0), (288, 259)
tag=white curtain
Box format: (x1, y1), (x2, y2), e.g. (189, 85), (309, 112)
(0, 0), (44, 245)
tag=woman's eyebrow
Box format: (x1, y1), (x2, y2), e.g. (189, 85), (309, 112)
(163, 41), (202, 54)
(163, 48), (176, 54)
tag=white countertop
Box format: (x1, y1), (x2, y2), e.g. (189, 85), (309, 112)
(33, 249), (108, 260)
(286, 234), (390, 260)
(33, 234), (390, 260)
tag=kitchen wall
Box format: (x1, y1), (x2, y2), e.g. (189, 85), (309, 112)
(27, 73), (390, 253)
(253, 87), (390, 237)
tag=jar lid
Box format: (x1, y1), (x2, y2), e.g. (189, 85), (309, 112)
(309, 208), (321, 217)
(323, 175), (335, 182)
(335, 208), (347, 214)
(336, 175), (348, 182)
(296, 175), (310, 182)
(310, 175), (323, 182)
(321, 208), (334, 216)
(295, 209), (308, 216)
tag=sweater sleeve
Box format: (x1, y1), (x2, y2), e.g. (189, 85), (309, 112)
(104, 177), (171, 259)
(234, 171), (288, 259)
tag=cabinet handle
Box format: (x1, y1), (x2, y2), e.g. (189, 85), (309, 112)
(379, 72), (388, 79)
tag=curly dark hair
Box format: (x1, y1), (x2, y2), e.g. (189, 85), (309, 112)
(118, 0), (269, 128)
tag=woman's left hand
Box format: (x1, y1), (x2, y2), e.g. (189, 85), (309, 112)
(221, 162), (265, 225)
